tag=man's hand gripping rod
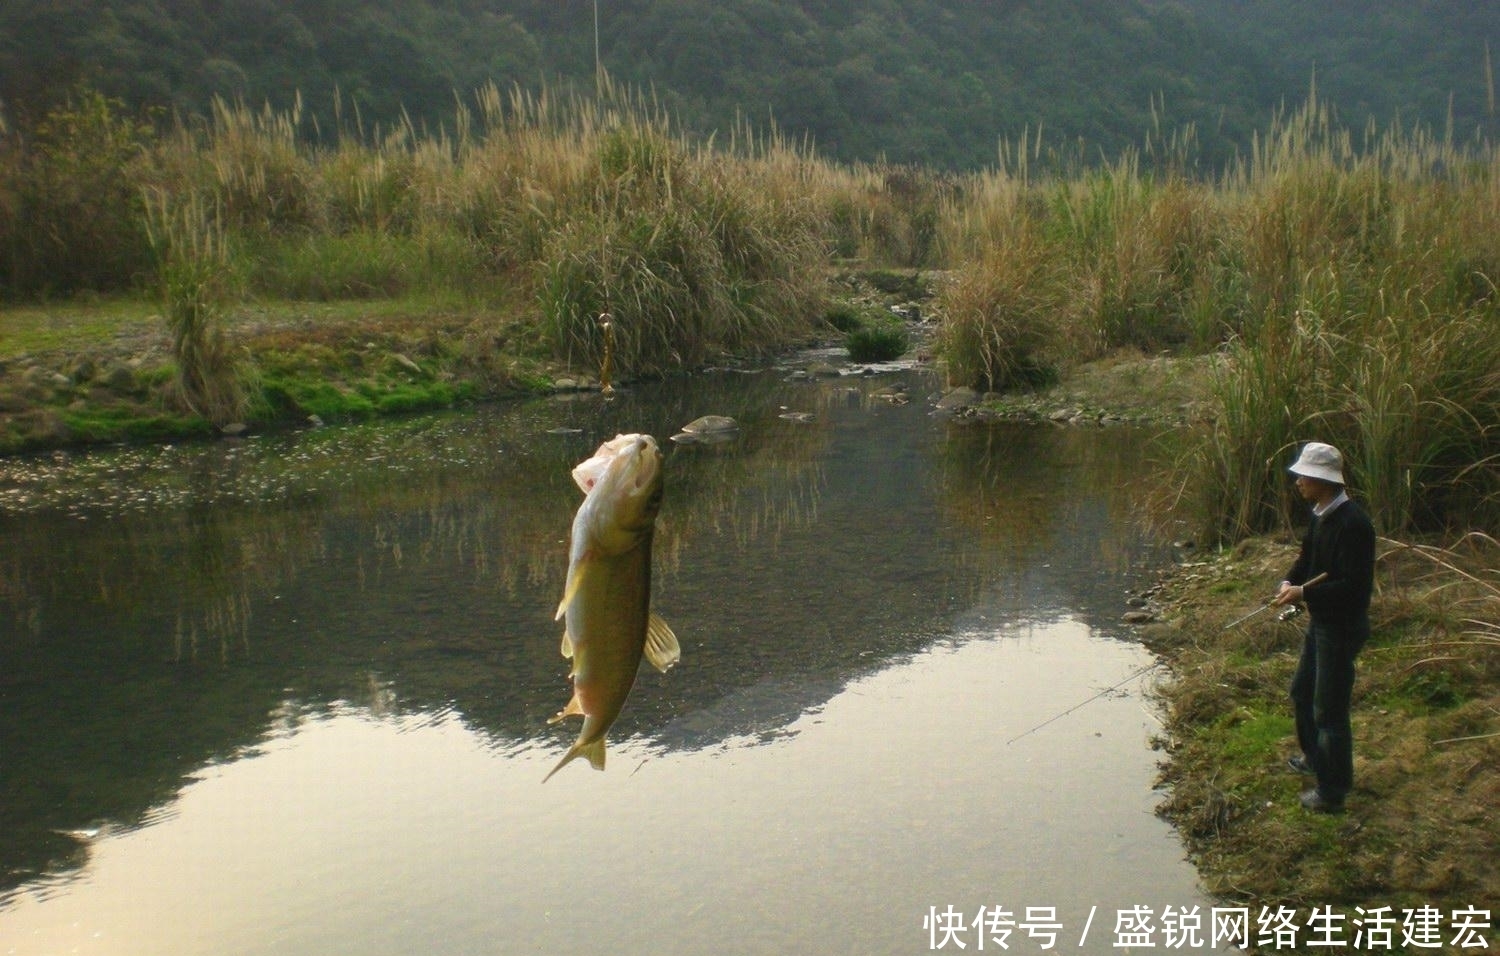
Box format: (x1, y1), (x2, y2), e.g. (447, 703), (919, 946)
(1221, 571), (1327, 631)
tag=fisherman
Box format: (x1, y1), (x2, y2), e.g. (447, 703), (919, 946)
(1272, 441), (1376, 813)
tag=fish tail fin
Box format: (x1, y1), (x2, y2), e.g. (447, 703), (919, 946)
(542, 737), (606, 783)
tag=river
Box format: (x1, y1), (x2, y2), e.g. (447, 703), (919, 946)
(0, 357), (1232, 954)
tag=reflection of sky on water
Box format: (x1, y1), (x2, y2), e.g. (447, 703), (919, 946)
(2, 623), (1220, 956)
(0, 363), (1226, 953)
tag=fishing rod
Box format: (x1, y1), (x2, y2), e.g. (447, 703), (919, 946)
(1220, 571), (1327, 631)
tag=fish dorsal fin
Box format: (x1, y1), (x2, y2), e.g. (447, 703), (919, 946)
(644, 613), (680, 673)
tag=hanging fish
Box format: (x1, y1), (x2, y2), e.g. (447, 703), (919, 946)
(545, 434), (680, 781)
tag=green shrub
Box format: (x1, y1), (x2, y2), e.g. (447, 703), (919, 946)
(846, 312), (910, 362)
(823, 303), (863, 333)
(0, 87), (157, 297)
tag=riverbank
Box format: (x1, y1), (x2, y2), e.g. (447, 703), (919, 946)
(0, 260), (932, 455)
(0, 270), (947, 455)
(0, 294), (570, 454)
(1137, 534), (1498, 940)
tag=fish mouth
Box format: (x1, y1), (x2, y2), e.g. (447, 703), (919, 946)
(572, 433), (661, 496)
(620, 437), (662, 495)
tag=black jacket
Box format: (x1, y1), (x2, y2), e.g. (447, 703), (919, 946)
(1286, 497), (1376, 630)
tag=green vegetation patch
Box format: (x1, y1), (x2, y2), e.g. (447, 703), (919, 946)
(60, 406), (213, 445)
(355, 379), (474, 415)
(858, 270), (930, 299)
(823, 303), (864, 334)
(842, 307), (911, 363)
(1210, 709), (1296, 765)
(259, 377), (377, 420)
(0, 298), (161, 357)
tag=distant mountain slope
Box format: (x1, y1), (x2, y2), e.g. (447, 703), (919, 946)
(1176, 0), (1496, 136)
(2, 1), (1494, 169)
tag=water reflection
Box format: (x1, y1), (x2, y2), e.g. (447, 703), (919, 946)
(0, 362), (1194, 946)
(1, 627), (1211, 956)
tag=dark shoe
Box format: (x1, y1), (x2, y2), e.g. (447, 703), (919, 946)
(1287, 754), (1314, 776)
(1300, 788), (1344, 813)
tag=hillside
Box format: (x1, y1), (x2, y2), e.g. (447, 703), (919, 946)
(1181, 0), (1497, 135)
(1, 1), (1496, 170)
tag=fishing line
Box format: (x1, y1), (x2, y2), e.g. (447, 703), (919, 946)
(593, 39), (616, 397)
(1007, 574), (1330, 744)
(1006, 660), (1163, 744)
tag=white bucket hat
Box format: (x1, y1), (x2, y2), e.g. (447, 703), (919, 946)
(1288, 441), (1345, 485)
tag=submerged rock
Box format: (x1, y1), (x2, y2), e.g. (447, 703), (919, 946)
(671, 415), (740, 444)
(934, 387), (978, 413)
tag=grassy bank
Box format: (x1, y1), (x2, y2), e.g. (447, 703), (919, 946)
(1, 80), (974, 452)
(1141, 533), (1498, 945)
(0, 294), (546, 453)
(0, 83), (852, 451)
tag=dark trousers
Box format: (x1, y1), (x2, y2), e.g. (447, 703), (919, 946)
(1290, 617), (1369, 800)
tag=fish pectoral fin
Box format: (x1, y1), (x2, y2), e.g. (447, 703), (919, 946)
(548, 693), (584, 725)
(554, 556), (591, 621)
(644, 613), (681, 673)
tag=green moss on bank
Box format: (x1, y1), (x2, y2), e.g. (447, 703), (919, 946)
(0, 297), (561, 454)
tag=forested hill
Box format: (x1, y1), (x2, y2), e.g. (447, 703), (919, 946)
(2, 0), (1495, 170)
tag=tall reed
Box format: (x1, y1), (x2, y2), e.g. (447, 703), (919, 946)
(935, 220), (1062, 391)
(143, 188), (246, 425)
(1185, 99), (1500, 541)
(510, 80), (829, 373)
(936, 97), (1499, 539)
(5, 83), (1496, 537)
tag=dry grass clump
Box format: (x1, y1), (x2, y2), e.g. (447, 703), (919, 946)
(934, 97), (1500, 540)
(1, 76), (847, 409)
(934, 227), (1061, 391)
(142, 188), (247, 425)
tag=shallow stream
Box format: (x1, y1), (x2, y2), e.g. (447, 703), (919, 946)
(0, 360), (1230, 954)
